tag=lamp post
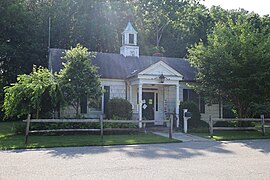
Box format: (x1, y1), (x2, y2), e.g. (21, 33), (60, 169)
(159, 74), (165, 83)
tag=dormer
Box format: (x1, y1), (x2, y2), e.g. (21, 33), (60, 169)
(120, 22), (139, 57)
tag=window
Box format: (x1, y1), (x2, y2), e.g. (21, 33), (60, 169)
(89, 96), (102, 111)
(80, 94), (87, 114)
(183, 89), (189, 101)
(129, 34), (134, 44)
(199, 96), (205, 113)
(156, 93), (158, 111)
(183, 89), (205, 113)
(103, 86), (110, 115)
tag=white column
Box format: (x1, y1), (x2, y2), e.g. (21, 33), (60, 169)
(129, 84), (132, 103)
(101, 86), (104, 114)
(138, 83), (143, 128)
(175, 84), (180, 128)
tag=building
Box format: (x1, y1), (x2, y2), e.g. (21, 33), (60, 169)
(49, 22), (221, 127)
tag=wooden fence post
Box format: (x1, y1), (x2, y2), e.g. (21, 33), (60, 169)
(261, 114), (265, 136)
(100, 115), (104, 140)
(25, 114), (31, 144)
(143, 122), (147, 134)
(169, 114), (173, 139)
(209, 115), (213, 137)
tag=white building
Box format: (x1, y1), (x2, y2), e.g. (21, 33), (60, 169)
(49, 22), (221, 127)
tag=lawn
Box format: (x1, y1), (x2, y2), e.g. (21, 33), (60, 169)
(191, 129), (270, 141)
(0, 122), (180, 150)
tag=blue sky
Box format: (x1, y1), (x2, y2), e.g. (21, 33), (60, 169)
(201, 0), (270, 16)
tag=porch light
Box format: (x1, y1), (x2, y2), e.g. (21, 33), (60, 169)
(159, 74), (166, 83)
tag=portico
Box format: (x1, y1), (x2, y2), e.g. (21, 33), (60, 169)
(127, 61), (184, 128)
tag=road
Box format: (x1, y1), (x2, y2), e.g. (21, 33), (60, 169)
(0, 140), (270, 180)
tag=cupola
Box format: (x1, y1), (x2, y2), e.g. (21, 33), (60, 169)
(120, 22), (139, 57)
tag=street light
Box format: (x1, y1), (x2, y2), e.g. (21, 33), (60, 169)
(159, 74), (165, 83)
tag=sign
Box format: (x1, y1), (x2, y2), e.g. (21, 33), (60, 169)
(142, 104), (148, 109)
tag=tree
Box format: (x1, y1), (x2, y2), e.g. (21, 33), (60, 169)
(188, 17), (270, 118)
(59, 44), (102, 117)
(133, 0), (209, 57)
(3, 66), (61, 118)
(0, 0), (48, 119)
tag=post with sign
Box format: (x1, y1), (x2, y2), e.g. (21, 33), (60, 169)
(183, 109), (192, 133)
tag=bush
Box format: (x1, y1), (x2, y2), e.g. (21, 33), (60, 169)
(14, 121), (138, 135)
(107, 98), (132, 120)
(104, 116), (137, 129)
(179, 101), (208, 129)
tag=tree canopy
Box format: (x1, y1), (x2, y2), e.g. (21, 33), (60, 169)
(59, 44), (102, 117)
(3, 66), (61, 118)
(0, 0), (270, 119)
(188, 17), (270, 117)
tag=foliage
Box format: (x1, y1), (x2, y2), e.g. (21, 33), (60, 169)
(179, 101), (208, 129)
(188, 17), (270, 118)
(134, 0), (210, 57)
(1, 0), (270, 120)
(59, 44), (102, 117)
(14, 120), (136, 135)
(0, 122), (179, 150)
(3, 66), (62, 119)
(107, 98), (133, 120)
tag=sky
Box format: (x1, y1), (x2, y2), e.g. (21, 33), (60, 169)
(201, 0), (270, 16)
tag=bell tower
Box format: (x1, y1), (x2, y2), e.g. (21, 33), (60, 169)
(120, 22), (139, 57)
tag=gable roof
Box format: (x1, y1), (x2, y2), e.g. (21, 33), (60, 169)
(50, 48), (196, 81)
(138, 60), (183, 78)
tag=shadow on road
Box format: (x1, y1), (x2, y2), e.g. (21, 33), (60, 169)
(228, 139), (270, 154)
(4, 139), (270, 159)
(11, 141), (234, 159)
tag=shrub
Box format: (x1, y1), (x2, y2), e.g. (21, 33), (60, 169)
(107, 98), (132, 120)
(104, 116), (137, 129)
(179, 101), (208, 129)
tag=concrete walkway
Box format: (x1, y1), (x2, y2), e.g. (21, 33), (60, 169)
(153, 131), (212, 142)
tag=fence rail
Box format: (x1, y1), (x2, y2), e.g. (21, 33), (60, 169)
(23, 114), (174, 144)
(209, 115), (270, 137)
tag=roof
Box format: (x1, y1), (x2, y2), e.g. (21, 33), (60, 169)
(49, 48), (196, 81)
(122, 22), (137, 34)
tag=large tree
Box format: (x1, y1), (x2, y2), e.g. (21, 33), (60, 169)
(3, 66), (61, 119)
(59, 44), (102, 117)
(188, 17), (270, 118)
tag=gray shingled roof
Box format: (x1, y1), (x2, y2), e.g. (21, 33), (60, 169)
(50, 48), (196, 81)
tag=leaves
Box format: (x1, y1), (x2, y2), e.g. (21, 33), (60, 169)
(188, 15), (270, 117)
(59, 44), (102, 117)
(3, 66), (61, 118)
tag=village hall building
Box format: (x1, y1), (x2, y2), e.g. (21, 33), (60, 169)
(49, 22), (221, 127)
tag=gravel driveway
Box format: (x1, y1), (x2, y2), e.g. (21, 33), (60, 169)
(1, 139), (270, 180)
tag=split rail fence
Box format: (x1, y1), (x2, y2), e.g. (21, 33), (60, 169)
(23, 114), (174, 144)
(209, 114), (270, 137)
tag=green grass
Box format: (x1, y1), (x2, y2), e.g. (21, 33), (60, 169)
(0, 122), (180, 150)
(191, 129), (270, 141)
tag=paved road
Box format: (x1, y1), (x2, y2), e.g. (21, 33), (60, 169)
(1, 140), (270, 180)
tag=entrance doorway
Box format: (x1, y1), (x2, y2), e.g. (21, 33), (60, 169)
(142, 92), (155, 120)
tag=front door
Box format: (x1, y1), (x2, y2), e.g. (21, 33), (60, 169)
(142, 92), (155, 120)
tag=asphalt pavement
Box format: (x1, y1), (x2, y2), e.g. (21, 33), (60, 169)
(1, 139), (270, 180)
